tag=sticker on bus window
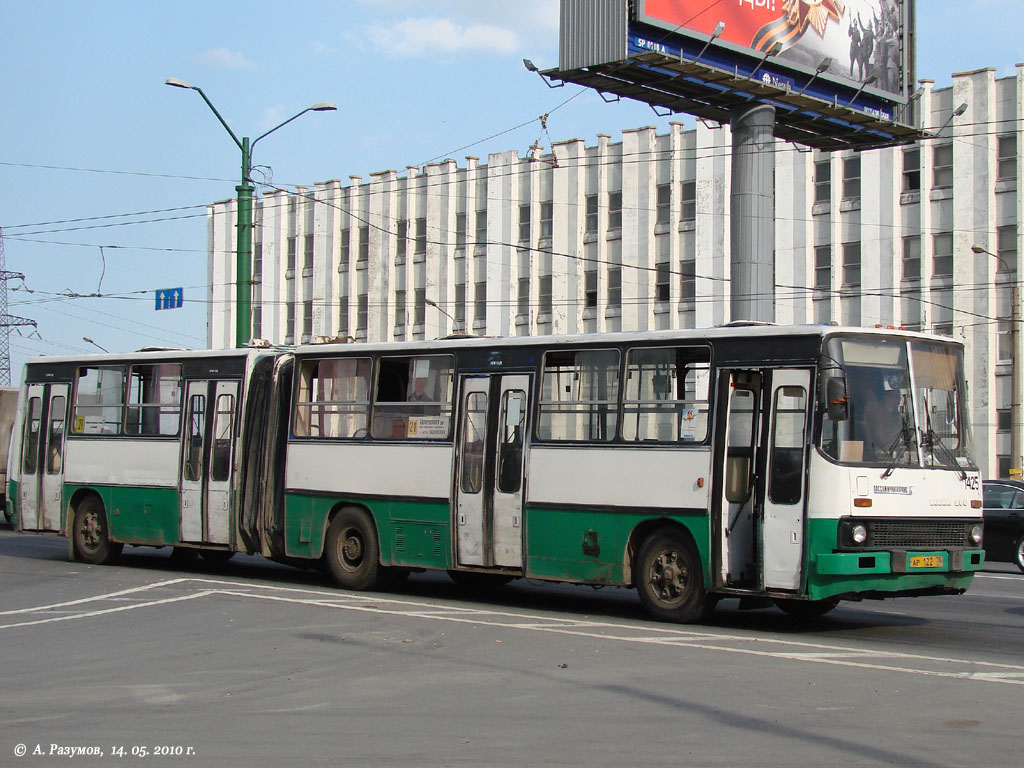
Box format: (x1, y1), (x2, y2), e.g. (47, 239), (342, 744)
(74, 416), (85, 434)
(680, 408), (699, 440)
(407, 416), (448, 439)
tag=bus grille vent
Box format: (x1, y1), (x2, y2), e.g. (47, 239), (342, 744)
(870, 520), (964, 548)
(394, 526), (405, 553)
(432, 528), (442, 557)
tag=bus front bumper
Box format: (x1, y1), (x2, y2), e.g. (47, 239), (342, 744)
(815, 548), (985, 576)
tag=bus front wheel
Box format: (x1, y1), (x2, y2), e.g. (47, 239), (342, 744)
(72, 496), (122, 565)
(325, 507), (383, 591)
(635, 529), (707, 623)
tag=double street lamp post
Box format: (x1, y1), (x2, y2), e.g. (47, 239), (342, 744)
(165, 78), (336, 347)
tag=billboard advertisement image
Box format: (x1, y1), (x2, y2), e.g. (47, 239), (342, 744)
(637, 0), (908, 100)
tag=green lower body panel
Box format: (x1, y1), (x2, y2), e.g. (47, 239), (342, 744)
(525, 506), (711, 586)
(805, 518), (984, 601)
(6, 480), (18, 524)
(66, 484), (181, 546)
(283, 493), (450, 571)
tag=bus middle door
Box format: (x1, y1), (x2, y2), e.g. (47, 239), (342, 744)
(180, 379), (238, 545)
(18, 383), (68, 532)
(454, 374), (531, 570)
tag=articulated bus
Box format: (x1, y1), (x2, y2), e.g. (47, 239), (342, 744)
(7, 325), (985, 622)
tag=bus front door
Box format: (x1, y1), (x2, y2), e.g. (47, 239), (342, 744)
(18, 383), (68, 532)
(454, 374), (530, 570)
(715, 368), (810, 593)
(179, 380), (238, 546)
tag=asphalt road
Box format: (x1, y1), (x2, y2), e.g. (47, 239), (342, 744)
(1, 527), (1021, 768)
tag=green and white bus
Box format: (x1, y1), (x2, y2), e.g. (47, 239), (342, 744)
(8, 325), (986, 622)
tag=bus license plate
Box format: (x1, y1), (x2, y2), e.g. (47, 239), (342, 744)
(909, 555), (943, 569)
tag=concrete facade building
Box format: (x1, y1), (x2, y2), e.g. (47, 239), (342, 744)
(208, 66), (1024, 478)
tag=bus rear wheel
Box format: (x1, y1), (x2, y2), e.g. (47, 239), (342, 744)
(1013, 534), (1024, 574)
(325, 507), (384, 591)
(635, 529), (707, 623)
(73, 496), (122, 565)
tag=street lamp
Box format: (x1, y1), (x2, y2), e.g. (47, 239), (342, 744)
(973, 243), (1021, 476)
(82, 337), (108, 353)
(165, 78), (336, 347)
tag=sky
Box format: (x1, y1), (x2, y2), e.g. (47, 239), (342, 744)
(2, 0), (1023, 376)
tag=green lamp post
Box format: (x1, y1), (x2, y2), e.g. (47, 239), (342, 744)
(165, 77), (336, 347)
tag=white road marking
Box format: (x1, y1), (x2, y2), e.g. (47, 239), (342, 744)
(4, 576), (1024, 686)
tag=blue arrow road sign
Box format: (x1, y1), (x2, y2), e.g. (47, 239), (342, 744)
(155, 287), (183, 311)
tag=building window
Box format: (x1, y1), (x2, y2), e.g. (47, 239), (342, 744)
(998, 409), (1012, 432)
(656, 262), (670, 302)
(414, 288), (425, 326)
(455, 213), (466, 248)
(607, 268), (621, 308)
(902, 148), (921, 192)
(357, 295), (368, 331)
(338, 296), (349, 336)
(339, 228), (350, 272)
(680, 259), (695, 304)
(814, 160), (831, 203)
(842, 157), (861, 199)
(902, 235), (921, 280)
(396, 220), (407, 260)
(253, 241), (263, 285)
(286, 301), (295, 340)
(475, 210), (487, 246)
(681, 181), (696, 222)
(539, 275), (552, 316)
(933, 322), (953, 338)
(842, 242), (861, 286)
(933, 144), (953, 189)
(608, 191), (622, 231)
(518, 204), (531, 242)
(518, 277), (530, 316)
(455, 283), (466, 326)
(814, 245), (831, 289)
(303, 234), (314, 270)
(474, 281), (486, 320)
(394, 289), (406, 327)
(540, 202), (553, 239)
(358, 225), (369, 263)
(656, 184), (671, 224)
(414, 218), (427, 254)
(303, 299), (313, 337)
(585, 270), (597, 309)
(585, 194), (598, 233)
(998, 134), (1017, 181)
(287, 236), (297, 273)
(997, 225), (1018, 360)
(933, 232), (953, 277)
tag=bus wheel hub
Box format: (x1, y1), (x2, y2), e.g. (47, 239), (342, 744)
(651, 551), (686, 600)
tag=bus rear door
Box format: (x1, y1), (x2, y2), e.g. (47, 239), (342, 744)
(180, 379), (238, 545)
(19, 383), (68, 532)
(454, 374), (530, 570)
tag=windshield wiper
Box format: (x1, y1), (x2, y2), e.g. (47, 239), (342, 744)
(880, 415), (915, 479)
(920, 425), (967, 481)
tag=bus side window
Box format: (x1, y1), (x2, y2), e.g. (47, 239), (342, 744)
(46, 396), (66, 475)
(185, 394), (205, 482)
(22, 397), (41, 475)
(210, 394), (234, 482)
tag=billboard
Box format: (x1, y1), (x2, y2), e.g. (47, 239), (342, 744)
(635, 0), (910, 104)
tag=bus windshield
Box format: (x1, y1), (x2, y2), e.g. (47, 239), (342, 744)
(818, 336), (976, 470)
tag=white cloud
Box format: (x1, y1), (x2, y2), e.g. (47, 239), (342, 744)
(365, 16), (520, 57)
(195, 47), (258, 70)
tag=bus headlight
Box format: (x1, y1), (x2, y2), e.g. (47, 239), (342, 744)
(851, 524), (869, 545)
(969, 524), (983, 546)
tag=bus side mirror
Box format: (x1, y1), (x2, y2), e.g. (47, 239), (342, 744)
(826, 377), (849, 421)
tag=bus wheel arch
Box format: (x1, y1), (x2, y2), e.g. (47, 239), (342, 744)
(631, 522), (711, 623)
(70, 491), (122, 565)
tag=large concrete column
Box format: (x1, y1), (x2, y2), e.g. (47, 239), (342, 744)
(729, 103), (776, 322)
